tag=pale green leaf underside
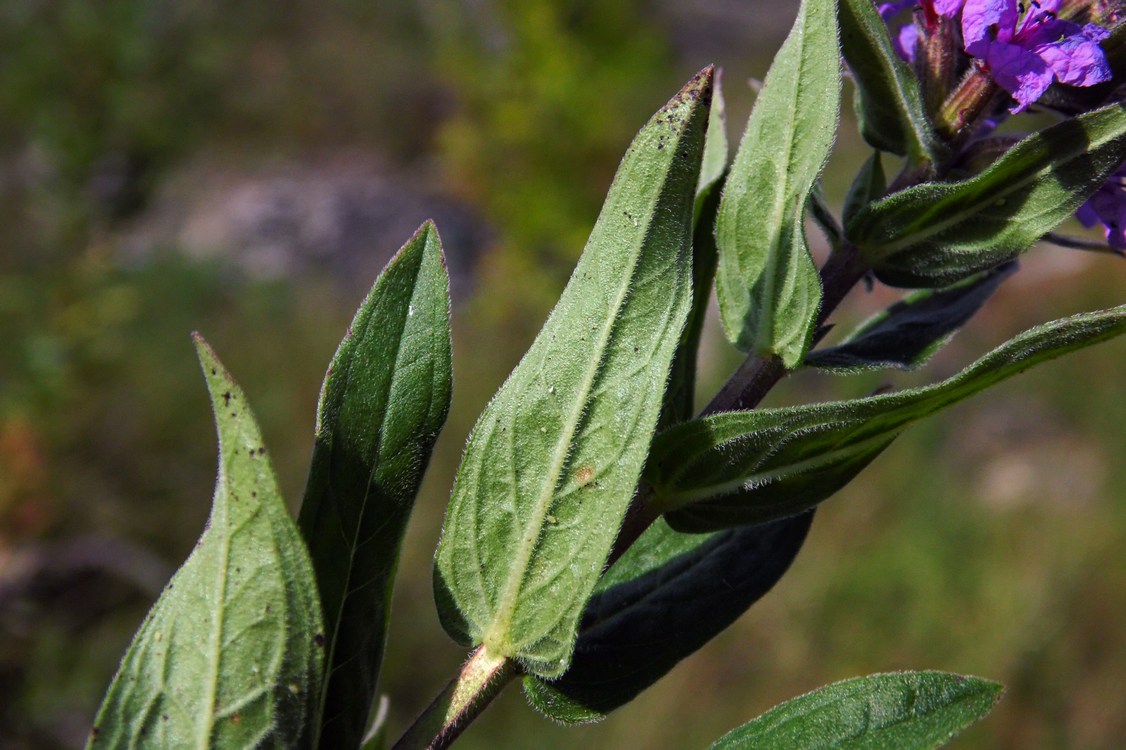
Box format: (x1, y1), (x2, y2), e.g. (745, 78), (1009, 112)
(649, 305), (1126, 527)
(715, 0), (841, 366)
(849, 103), (1126, 286)
(89, 337), (324, 750)
(709, 671), (1002, 750)
(434, 69), (712, 677)
(298, 221), (451, 748)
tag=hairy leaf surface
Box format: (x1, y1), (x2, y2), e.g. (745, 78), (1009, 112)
(298, 222), (451, 748)
(838, 0), (941, 163)
(89, 337), (324, 749)
(716, 0), (841, 366)
(849, 104), (1126, 287)
(650, 305), (1126, 530)
(663, 74), (728, 428)
(434, 69), (712, 677)
(709, 672), (1002, 749)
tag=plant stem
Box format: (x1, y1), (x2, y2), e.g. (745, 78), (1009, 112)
(399, 237), (870, 747)
(391, 646), (516, 750)
(606, 241), (866, 565)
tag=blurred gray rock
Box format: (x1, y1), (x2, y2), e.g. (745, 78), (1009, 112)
(118, 153), (490, 297)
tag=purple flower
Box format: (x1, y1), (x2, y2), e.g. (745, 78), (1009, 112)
(961, 0), (1111, 112)
(879, 0), (920, 60)
(878, 1), (968, 62)
(1077, 165), (1126, 249)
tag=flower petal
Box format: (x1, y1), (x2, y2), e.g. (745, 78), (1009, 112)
(1033, 23), (1112, 87)
(986, 41), (1053, 112)
(963, 0), (1019, 54)
(932, 0), (967, 16)
(896, 23), (920, 62)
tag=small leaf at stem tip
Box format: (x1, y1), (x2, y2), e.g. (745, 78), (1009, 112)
(848, 103), (1126, 287)
(298, 221), (452, 748)
(649, 304), (1126, 531)
(88, 336), (324, 750)
(433, 67), (713, 678)
(715, 0), (841, 367)
(707, 671), (1003, 750)
(838, 0), (943, 164)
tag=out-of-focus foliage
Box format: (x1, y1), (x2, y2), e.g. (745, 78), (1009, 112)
(429, 0), (675, 332)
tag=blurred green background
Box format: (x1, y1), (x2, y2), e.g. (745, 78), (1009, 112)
(1, 1), (1124, 748)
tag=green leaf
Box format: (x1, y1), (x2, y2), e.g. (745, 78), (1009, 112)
(297, 222), (452, 748)
(708, 671), (1002, 750)
(806, 261), (1016, 373)
(697, 69), (729, 205)
(433, 69), (713, 678)
(663, 71), (728, 429)
(838, 0), (941, 163)
(523, 513), (812, 722)
(89, 337), (324, 749)
(715, 0), (841, 367)
(849, 103), (1126, 287)
(649, 305), (1126, 531)
(842, 151), (886, 229)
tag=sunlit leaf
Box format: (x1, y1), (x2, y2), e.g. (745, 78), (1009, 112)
(708, 671), (1002, 749)
(89, 337), (324, 749)
(298, 222), (451, 748)
(838, 0), (941, 163)
(663, 72), (728, 428)
(433, 69), (713, 677)
(716, 0), (841, 367)
(649, 305), (1126, 530)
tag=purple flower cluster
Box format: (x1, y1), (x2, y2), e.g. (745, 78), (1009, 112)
(879, 0), (1112, 112)
(878, 1), (1124, 251)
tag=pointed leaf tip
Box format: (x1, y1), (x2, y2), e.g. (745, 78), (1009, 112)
(90, 337), (324, 749)
(434, 69), (711, 677)
(298, 222), (452, 748)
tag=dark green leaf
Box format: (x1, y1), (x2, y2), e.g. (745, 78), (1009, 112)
(849, 103), (1126, 287)
(433, 69), (713, 678)
(806, 261), (1016, 373)
(842, 151), (886, 229)
(649, 305), (1126, 531)
(523, 513), (813, 722)
(89, 337), (324, 749)
(809, 183), (844, 248)
(839, 0), (942, 163)
(715, 0), (841, 367)
(297, 222), (452, 748)
(709, 671), (1002, 749)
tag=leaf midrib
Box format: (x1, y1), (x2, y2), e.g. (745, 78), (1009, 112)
(484, 185), (670, 655)
(313, 239), (428, 742)
(200, 462), (233, 750)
